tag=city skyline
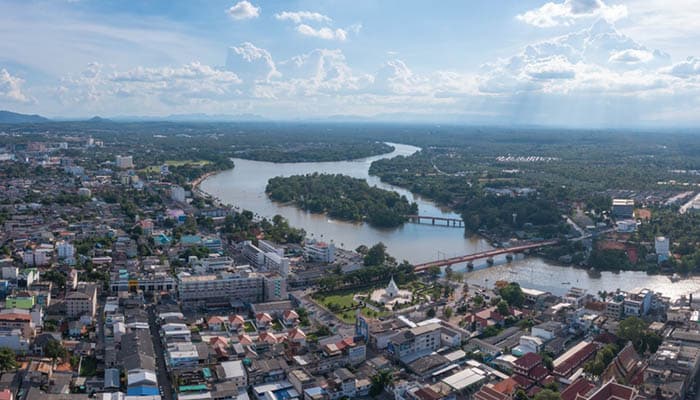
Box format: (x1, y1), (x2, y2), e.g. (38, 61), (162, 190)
(1, 0), (700, 127)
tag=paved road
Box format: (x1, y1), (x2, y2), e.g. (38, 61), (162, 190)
(148, 305), (174, 400)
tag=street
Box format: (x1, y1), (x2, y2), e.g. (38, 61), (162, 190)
(147, 305), (174, 400)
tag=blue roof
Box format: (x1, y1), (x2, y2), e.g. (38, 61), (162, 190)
(127, 386), (160, 396)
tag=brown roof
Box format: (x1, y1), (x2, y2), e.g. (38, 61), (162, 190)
(474, 385), (510, 400)
(0, 313), (31, 321)
(514, 352), (542, 370)
(561, 378), (595, 400)
(554, 343), (598, 377)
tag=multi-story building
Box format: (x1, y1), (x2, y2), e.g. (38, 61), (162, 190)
(655, 236), (670, 263)
(0, 312), (35, 339)
(643, 342), (700, 399)
(56, 241), (75, 259)
(605, 296), (624, 320)
(387, 323), (441, 362)
(263, 274), (287, 302)
(612, 198), (635, 218)
(171, 185), (186, 203)
(304, 241), (335, 263)
(264, 252), (290, 276)
(115, 155), (134, 169)
(65, 283), (98, 318)
(177, 269), (265, 306)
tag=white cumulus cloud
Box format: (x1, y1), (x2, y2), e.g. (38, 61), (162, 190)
(517, 0), (627, 28)
(0, 68), (32, 103)
(296, 24), (348, 41)
(226, 1), (260, 20)
(274, 11), (332, 24)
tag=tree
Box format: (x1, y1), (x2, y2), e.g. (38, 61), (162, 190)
(427, 266), (441, 280)
(426, 308), (436, 318)
(496, 300), (510, 316)
(514, 389), (529, 400)
(0, 347), (16, 372)
(43, 269), (67, 290)
(534, 389), (561, 400)
(369, 370), (393, 397)
(618, 316), (646, 352)
(443, 306), (453, 319)
(473, 294), (484, 307)
(499, 282), (525, 307)
(364, 243), (387, 266)
(44, 339), (67, 361)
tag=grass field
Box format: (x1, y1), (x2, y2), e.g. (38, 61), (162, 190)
(142, 159), (211, 173)
(314, 290), (391, 324)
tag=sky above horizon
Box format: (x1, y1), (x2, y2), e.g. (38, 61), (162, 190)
(1, 0), (700, 127)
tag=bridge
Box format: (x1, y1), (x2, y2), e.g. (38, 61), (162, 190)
(413, 240), (559, 272)
(406, 215), (464, 227)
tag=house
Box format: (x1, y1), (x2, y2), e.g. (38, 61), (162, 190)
(387, 323), (441, 363)
(207, 316), (227, 331)
(282, 310), (299, 327)
(255, 313), (273, 329)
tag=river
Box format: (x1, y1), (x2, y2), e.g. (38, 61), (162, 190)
(201, 142), (700, 299)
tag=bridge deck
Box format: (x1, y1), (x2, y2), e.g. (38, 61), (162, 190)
(414, 240), (558, 271)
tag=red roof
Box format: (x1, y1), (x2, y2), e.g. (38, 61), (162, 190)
(530, 365), (549, 381)
(554, 343), (598, 377)
(0, 313), (31, 321)
(514, 352), (543, 370)
(474, 385), (510, 400)
(561, 378), (595, 400)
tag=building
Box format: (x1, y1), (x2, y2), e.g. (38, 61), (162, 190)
(177, 269), (265, 306)
(115, 155), (134, 169)
(0, 313), (35, 339)
(304, 241), (335, 263)
(56, 241), (75, 260)
(65, 284), (98, 318)
(218, 360), (247, 389)
(642, 342), (700, 399)
(387, 323), (441, 363)
(612, 199), (635, 219)
(655, 236), (670, 263)
(171, 185), (186, 203)
(263, 253), (290, 277)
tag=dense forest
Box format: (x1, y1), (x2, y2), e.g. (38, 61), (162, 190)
(266, 173), (418, 228)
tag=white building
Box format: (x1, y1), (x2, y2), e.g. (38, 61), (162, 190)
(177, 269), (265, 305)
(115, 155), (134, 169)
(655, 236), (670, 262)
(171, 185), (186, 203)
(305, 241), (335, 263)
(22, 249), (50, 267)
(264, 252), (290, 276)
(388, 323), (441, 362)
(78, 187), (92, 197)
(57, 241), (75, 259)
(219, 360), (248, 388)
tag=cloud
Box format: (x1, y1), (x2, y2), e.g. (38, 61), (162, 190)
(664, 57), (700, 78)
(227, 42), (280, 82)
(274, 11), (331, 24)
(517, 0), (627, 28)
(608, 49), (655, 64)
(0, 68), (32, 103)
(226, 1), (260, 20)
(296, 24), (348, 41)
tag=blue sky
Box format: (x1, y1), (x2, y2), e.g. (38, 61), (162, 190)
(1, 0), (700, 127)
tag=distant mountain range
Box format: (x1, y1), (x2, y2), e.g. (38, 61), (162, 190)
(0, 110), (51, 124)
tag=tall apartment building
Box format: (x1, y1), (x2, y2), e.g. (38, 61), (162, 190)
(304, 241), (336, 263)
(66, 283), (98, 318)
(387, 323), (441, 362)
(171, 185), (186, 203)
(115, 155), (134, 169)
(178, 269), (264, 306)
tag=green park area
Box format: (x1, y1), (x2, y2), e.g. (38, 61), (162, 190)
(142, 159), (211, 173)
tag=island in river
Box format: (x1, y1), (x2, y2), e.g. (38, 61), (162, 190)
(266, 173), (418, 228)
